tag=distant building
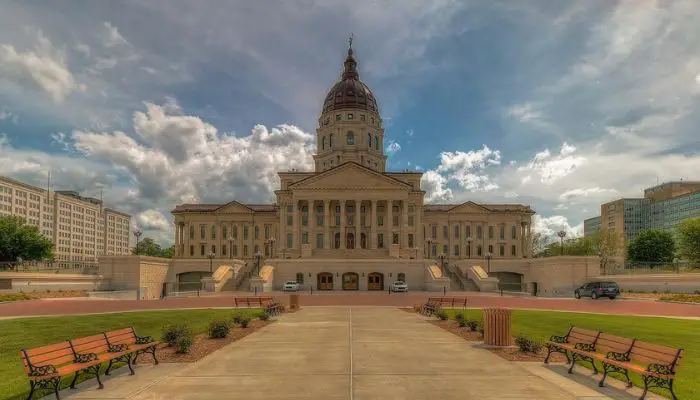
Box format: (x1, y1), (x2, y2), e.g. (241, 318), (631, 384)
(595, 181), (700, 243)
(0, 175), (132, 261)
(583, 216), (601, 237)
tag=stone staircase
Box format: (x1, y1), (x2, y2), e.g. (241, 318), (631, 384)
(446, 264), (479, 292)
(310, 248), (390, 259)
(220, 264), (253, 291)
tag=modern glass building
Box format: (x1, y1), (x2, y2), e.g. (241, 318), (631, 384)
(583, 216), (601, 237)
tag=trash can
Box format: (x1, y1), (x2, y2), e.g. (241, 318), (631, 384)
(289, 294), (300, 310)
(482, 307), (512, 347)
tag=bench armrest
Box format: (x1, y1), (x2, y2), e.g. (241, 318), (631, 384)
(29, 365), (57, 377)
(574, 342), (596, 352)
(646, 363), (674, 376)
(75, 352), (98, 363)
(605, 351), (630, 362)
(135, 335), (153, 345)
(549, 335), (567, 344)
(108, 343), (129, 353)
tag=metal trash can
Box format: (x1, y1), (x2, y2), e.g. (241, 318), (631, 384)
(482, 307), (512, 347)
(289, 294), (300, 310)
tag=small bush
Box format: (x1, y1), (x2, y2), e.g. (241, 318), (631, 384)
(162, 324), (192, 347)
(232, 313), (244, 325)
(208, 319), (231, 339)
(476, 322), (484, 335)
(259, 313), (270, 321)
(454, 313), (465, 322)
(239, 316), (252, 328)
(514, 335), (542, 353)
(176, 334), (194, 354)
(435, 309), (449, 320)
(464, 319), (479, 331)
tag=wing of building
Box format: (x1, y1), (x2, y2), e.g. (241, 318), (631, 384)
(171, 42), (536, 291)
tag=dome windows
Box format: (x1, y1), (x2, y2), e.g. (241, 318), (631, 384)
(367, 133), (371, 148)
(348, 113), (353, 120)
(322, 136), (327, 150)
(346, 131), (355, 145)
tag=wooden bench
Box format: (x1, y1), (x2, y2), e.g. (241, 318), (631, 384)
(544, 326), (683, 399)
(420, 298), (441, 316)
(20, 327), (158, 399)
(261, 299), (284, 316)
(233, 296), (283, 316)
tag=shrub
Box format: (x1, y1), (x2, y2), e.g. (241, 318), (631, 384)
(176, 334), (194, 354)
(208, 319), (231, 339)
(514, 335), (542, 353)
(464, 319), (479, 331)
(162, 324), (192, 347)
(435, 309), (449, 320)
(476, 322), (484, 335)
(232, 313), (244, 325)
(239, 316), (252, 328)
(259, 312), (270, 321)
(454, 313), (465, 322)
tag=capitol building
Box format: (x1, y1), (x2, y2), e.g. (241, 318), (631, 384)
(170, 43), (536, 291)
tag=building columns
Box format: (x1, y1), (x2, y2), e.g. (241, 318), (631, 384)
(308, 200), (315, 249)
(401, 200), (408, 248)
(323, 200), (330, 250)
(355, 200), (361, 249)
(291, 201), (298, 250)
(279, 202), (287, 253)
(370, 200), (377, 249)
(340, 200), (346, 249)
(386, 200), (393, 247)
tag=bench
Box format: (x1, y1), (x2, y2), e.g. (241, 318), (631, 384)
(20, 327), (158, 399)
(233, 296), (283, 316)
(419, 297), (468, 316)
(420, 298), (441, 316)
(544, 326), (683, 400)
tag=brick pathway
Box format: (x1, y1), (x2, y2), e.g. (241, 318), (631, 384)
(1, 291), (698, 319)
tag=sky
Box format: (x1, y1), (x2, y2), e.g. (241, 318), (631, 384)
(1, 0), (700, 246)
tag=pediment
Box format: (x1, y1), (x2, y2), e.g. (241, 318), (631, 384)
(215, 201), (254, 214)
(289, 162), (412, 190)
(449, 201), (491, 214)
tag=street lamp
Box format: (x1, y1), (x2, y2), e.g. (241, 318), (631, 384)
(133, 229), (142, 255)
(466, 237), (473, 259)
(598, 251), (604, 275)
(425, 238), (435, 258)
(253, 251), (262, 277)
(485, 252), (492, 274)
(264, 237), (276, 258)
(207, 251), (215, 273)
(437, 252), (447, 277)
(557, 230), (567, 256)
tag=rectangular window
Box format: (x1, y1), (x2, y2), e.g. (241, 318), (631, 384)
(302, 216), (308, 226)
(466, 225), (471, 239)
(499, 244), (505, 256)
(336, 114), (341, 121)
(499, 225), (505, 240)
(511, 245), (517, 256)
(244, 225), (249, 240)
(255, 226), (260, 239)
(296, 273), (304, 284)
(392, 233), (399, 245)
(392, 215), (399, 227)
(377, 233), (384, 248)
(287, 205), (293, 213)
(222, 245), (227, 256)
(200, 224), (206, 240)
(488, 226), (494, 239)
(200, 244), (205, 256)
(408, 216), (414, 226)
(233, 245), (238, 257)
(443, 226), (448, 239)
(287, 233), (293, 249)
(317, 215), (323, 226)
(316, 233), (323, 249)
(265, 225), (270, 239)
(348, 215), (353, 226)
(189, 245), (194, 256)
(302, 232), (308, 245)
(360, 114), (365, 121)
(243, 245), (249, 257)
(454, 225), (459, 238)
(222, 226), (228, 240)
(443, 244), (448, 255)
(377, 216), (384, 226)
(431, 226), (437, 239)
(488, 244), (493, 254)
(336, 206), (341, 213)
(287, 215), (293, 226)
(232, 225), (238, 239)
(347, 113), (353, 119)
(408, 234), (414, 248)
(511, 225), (517, 240)
(454, 245), (459, 256)
(361, 215), (366, 226)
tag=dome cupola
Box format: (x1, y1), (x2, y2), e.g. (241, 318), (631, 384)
(322, 38), (378, 114)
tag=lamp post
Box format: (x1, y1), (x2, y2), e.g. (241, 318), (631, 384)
(425, 238), (434, 258)
(264, 237), (276, 258)
(437, 252), (446, 277)
(557, 230), (567, 256)
(673, 257), (679, 273)
(253, 251), (262, 277)
(466, 237), (472, 259)
(598, 251), (604, 275)
(207, 251), (215, 273)
(133, 229), (142, 255)
(485, 252), (492, 275)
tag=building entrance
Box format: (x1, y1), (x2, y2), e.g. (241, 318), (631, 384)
(342, 272), (359, 290)
(367, 272), (384, 290)
(317, 272), (333, 290)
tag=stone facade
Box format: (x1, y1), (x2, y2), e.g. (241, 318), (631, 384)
(170, 43), (534, 291)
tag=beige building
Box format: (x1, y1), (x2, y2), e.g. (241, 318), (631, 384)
(0, 176), (132, 261)
(171, 43), (535, 291)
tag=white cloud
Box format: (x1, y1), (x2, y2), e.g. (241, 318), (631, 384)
(0, 108), (18, 124)
(385, 140), (401, 155)
(136, 209), (171, 232)
(0, 30), (84, 103)
(421, 170), (453, 203)
(406, 129), (414, 136)
(102, 22), (129, 47)
(425, 145), (501, 193)
(532, 215), (583, 239)
(516, 143), (587, 185)
(508, 102), (543, 123)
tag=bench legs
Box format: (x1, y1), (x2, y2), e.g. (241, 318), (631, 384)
(135, 345), (159, 365)
(568, 352), (598, 375)
(70, 364), (103, 390)
(26, 377), (61, 400)
(544, 344), (570, 364)
(105, 353), (135, 376)
(641, 375), (677, 400)
(598, 362), (632, 388)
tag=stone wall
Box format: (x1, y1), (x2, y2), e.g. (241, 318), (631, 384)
(99, 256), (171, 299)
(592, 273), (700, 293)
(0, 272), (103, 292)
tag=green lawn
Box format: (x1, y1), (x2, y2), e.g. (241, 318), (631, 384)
(445, 309), (700, 399)
(0, 308), (262, 400)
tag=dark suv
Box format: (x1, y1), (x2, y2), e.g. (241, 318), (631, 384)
(574, 281), (620, 300)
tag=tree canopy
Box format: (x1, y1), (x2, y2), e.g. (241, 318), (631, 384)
(627, 229), (676, 263)
(0, 215), (54, 262)
(133, 237), (173, 258)
(676, 217), (700, 263)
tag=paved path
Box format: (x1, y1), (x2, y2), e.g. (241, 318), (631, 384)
(1, 292), (698, 319)
(63, 307), (658, 399)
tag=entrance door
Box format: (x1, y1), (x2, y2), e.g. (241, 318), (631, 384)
(317, 273), (334, 290)
(367, 272), (384, 291)
(342, 272), (359, 290)
(346, 233), (355, 249)
(360, 233), (367, 249)
(334, 233), (340, 249)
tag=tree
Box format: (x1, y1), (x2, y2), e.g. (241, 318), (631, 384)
(627, 229), (675, 264)
(0, 215), (54, 262)
(676, 218), (700, 263)
(525, 231), (548, 257)
(589, 228), (624, 270)
(132, 237), (174, 258)
(160, 246), (174, 258)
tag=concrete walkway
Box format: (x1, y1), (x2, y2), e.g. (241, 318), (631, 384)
(63, 307), (658, 399)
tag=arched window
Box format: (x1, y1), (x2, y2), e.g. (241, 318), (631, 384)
(322, 136), (326, 150)
(211, 224), (216, 239)
(296, 272), (304, 284)
(232, 225), (238, 239)
(511, 225), (517, 239)
(346, 131), (355, 145)
(222, 225), (228, 239)
(375, 135), (379, 149)
(254, 225), (260, 239)
(367, 133), (372, 148)
(329, 134), (333, 147)
(397, 272), (406, 282)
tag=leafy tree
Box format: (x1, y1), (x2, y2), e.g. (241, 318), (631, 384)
(0, 215), (54, 262)
(526, 231), (548, 257)
(627, 229), (675, 264)
(676, 218), (700, 263)
(133, 237), (174, 258)
(160, 245), (174, 258)
(589, 228), (624, 269)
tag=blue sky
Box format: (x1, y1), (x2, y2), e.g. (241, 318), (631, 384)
(1, 0), (700, 244)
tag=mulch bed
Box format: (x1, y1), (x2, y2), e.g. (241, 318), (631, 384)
(418, 313), (568, 363)
(23, 290), (88, 299)
(134, 319), (273, 364)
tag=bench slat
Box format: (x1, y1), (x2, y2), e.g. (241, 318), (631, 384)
(24, 341), (73, 357)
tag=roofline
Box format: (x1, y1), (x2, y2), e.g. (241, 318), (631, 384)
(104, 208), (132, 218)
(287, 161), (413, 189)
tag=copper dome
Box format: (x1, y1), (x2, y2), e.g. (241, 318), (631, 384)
(322, 46), (378, 114)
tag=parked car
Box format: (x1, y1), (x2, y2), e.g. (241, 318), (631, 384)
(283, 281), (300, 292)
(390, 281), (408, 293)
(574, 281), (620, 299)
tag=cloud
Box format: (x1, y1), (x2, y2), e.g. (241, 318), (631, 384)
(136, 209), (171, 232)
(532, 214), (583, 239)
(102, 22), (130, 47)
(0, 108), (18, 124)
(385, 140), (401, 155)
(0, 30), (84, 103)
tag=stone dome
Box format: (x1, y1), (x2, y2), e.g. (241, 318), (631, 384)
(322, 46), (378, 114)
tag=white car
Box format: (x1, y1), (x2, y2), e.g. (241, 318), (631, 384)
(390, 281), (408, 292)
(283, 281), (300, 292)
